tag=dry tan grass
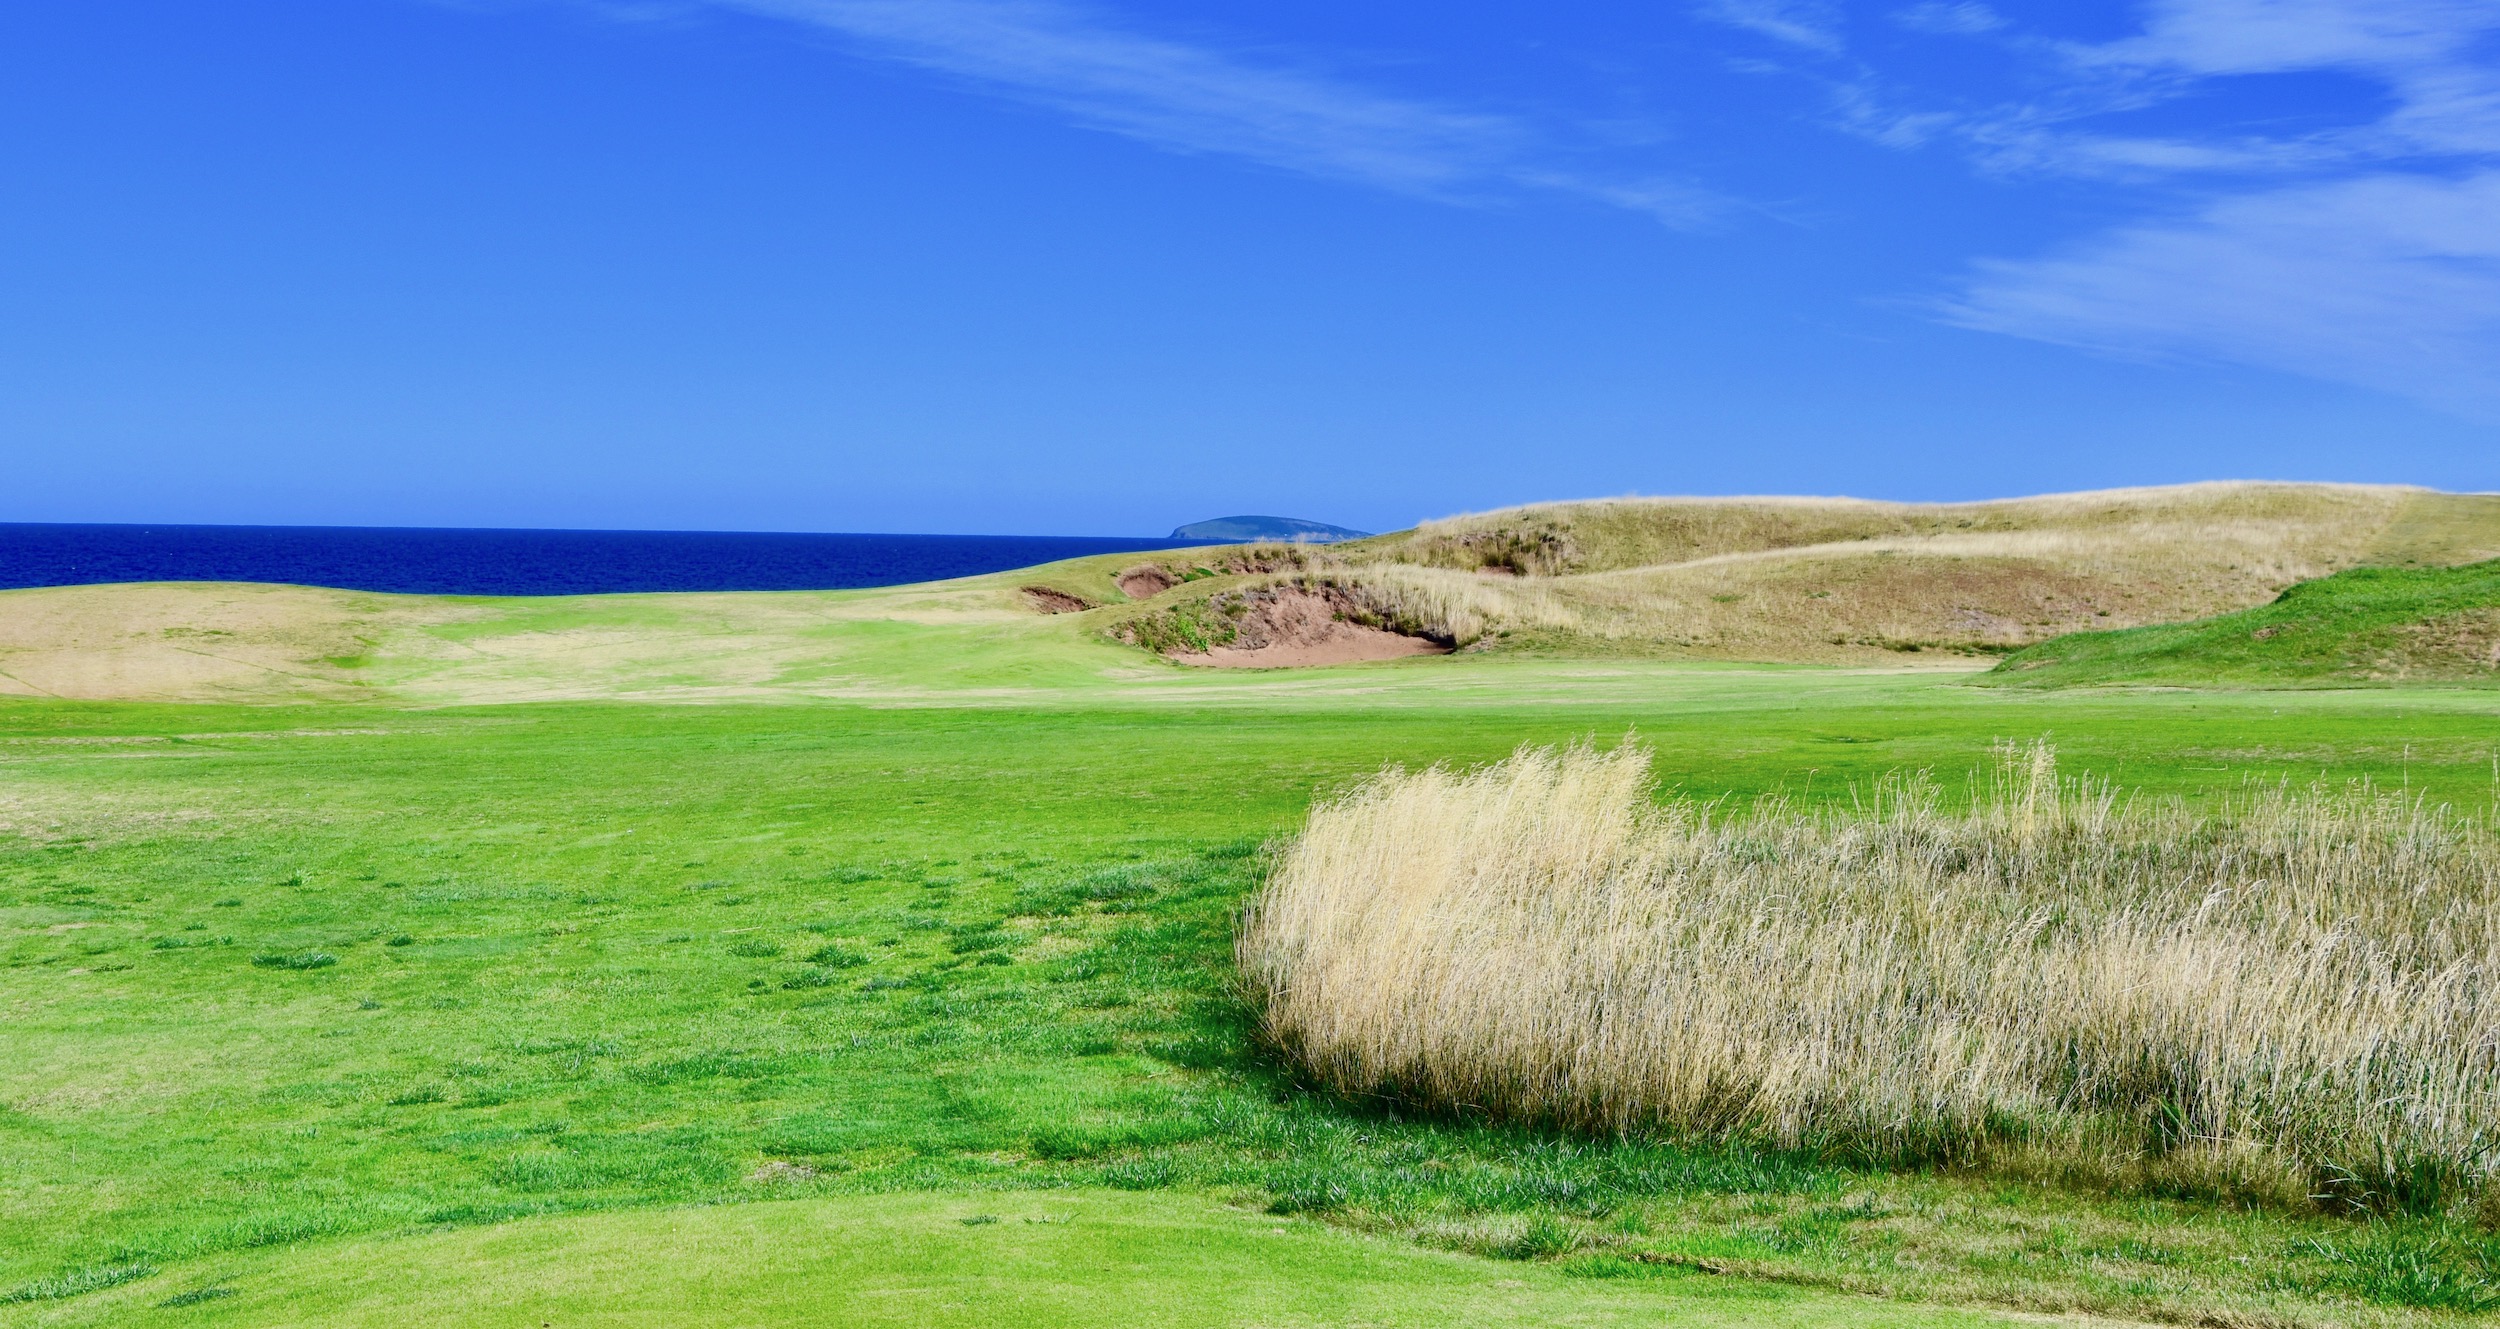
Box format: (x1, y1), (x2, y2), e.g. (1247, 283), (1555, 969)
(1290, 482), (2500, 662)
(1372, 481), (2441, 574)
(0, 577), (1074, 704)
(0, 582), (426, 701)
(1241, 740), (2500, 1213)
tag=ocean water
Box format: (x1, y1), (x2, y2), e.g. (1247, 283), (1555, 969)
(0, 523), (1217, 596)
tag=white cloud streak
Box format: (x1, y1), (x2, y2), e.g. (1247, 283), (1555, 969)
(2084, 0), (2500, 77)
(1945, 171), (2500, 417)
(570, 0), (2500, 420)
(1924, 0), (2500, 418)
(1893, 3), (2003, 37)
(1696, 0), (1844, 54)
(693, 0), (1725, 225)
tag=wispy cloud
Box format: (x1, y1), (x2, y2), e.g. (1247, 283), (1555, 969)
(1898, 0), (2500, 417)
(2051, 0), (2500, 168)
(1824, 1), (2500, 181)
(1696, 0), (1844, 54)
(677, 0), (1727, 225)
(1944, 171), (2500, 417)
(2082, 0), (2500, 78)
(1891, 3), (2002, 38)
(563, 0), (2500, 419)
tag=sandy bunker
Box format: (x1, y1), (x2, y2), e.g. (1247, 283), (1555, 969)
(1171, 585), (1449, 668)
(1019, 586), (1092, 614)
(1115, 565), (1179, 600)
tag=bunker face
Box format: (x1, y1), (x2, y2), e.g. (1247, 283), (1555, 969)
(1021, 586), (1093, 614)
(1170, 584), (1451, 668)
(1116, 565), (1178, 600)
(1179, 631), (1447, 668)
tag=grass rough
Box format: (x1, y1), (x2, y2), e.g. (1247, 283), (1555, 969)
(1244, 740), (2500, 1213)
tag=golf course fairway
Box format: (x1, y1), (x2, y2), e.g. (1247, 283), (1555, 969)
(6, 601), (2498, 1326)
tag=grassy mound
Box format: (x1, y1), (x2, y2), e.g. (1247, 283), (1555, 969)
(8, 1190), (1957, 1329)
(1989, 559), (2500, 688)
(10, 486), (2500, 702)
(1358, 485), (2500, 578)
(1213, 484), (2500, 666)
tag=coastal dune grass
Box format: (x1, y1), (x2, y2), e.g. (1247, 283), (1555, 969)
(1243, 741), (2500, 1216)
(1111, 484), (2500, 666)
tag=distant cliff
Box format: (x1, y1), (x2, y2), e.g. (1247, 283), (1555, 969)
(1169, 516), (1372, 542)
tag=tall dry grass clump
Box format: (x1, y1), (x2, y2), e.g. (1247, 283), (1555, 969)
(1240, 742), (2500, 1213)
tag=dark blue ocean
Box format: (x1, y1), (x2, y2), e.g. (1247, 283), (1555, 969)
(0, 523), (1219, 596)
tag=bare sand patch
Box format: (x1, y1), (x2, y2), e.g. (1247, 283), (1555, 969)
(1171, 585), (1450, 669)
(1019, 586), (1093, 614)
(1182, 634), (1446, 668)
(1115, 565), (1179, 600)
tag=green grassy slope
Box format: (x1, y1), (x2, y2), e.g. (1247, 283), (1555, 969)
(1989, 560), (2500, 688)
(5, 674), (2500, 1325)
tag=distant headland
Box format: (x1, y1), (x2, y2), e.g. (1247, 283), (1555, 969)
(1169, 515), (1372, 542)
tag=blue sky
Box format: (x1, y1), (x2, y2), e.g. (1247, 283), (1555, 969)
(4, 0), (2496, 535)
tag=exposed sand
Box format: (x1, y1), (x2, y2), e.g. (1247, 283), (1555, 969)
(1115, 566), (1178, 600)
(1167, 584), (1450, 669)
(1179, 632), (1447, 668)
(1020, 586), (1092, 614)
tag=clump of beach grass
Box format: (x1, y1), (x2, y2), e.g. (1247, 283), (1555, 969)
(1240, 740), (2500, 1216)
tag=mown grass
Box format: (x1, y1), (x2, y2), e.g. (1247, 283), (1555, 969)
(13, 1190), (2025, 1328)
(4, 678), (2500, 1324)
(1992, 560), (2500, 688)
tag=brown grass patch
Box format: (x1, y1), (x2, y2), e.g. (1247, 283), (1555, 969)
(0, 582), (432, 702)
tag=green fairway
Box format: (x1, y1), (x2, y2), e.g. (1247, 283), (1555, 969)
(9, 1189), (2025, 1328)
(5, 654), (2499, 1325)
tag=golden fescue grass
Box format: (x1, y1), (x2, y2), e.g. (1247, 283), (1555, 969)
(1268, 482), (2500, 663)
(1366, 482), (2436, 576)
(1241, 741), (2500, 1215)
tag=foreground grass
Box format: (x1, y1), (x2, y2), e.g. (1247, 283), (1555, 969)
(8, 1190), (2020, 1328)
(1249, 742), (2499, 1209)
(5, 670), (2500, 1324)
